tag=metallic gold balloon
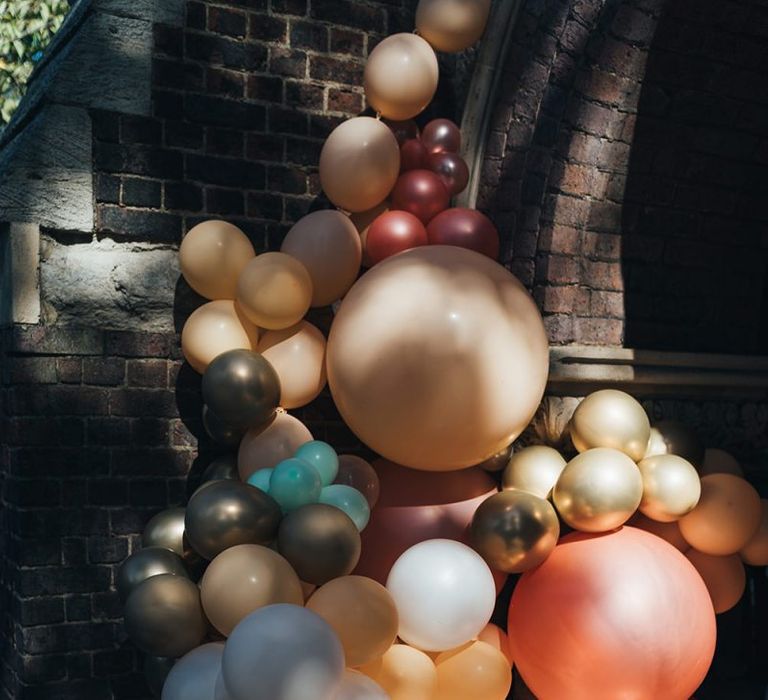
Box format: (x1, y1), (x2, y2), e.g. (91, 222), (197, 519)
(502, 445), (566, 498)
(117, 547), (188, 602)
(644, 421), (705, 467)
(142, 508), (200, 567)
(202, 405), (246, 447)
(470, 490), (559, 573)
(200, 455), (239, 483)
(124, 574), (207, 658)
(637, 454), (701, 522)
(415, 0), (492, 53)
(476, 444), (513, 473)
(184, 480), (282, 560)
(553, 448), (643, 532)
(144, 655), (175, 698)
(740, 499), (768, 565)
(569, 389), (650, 462)
(686, 549), (745, 614)
(701, 448), (743, 477)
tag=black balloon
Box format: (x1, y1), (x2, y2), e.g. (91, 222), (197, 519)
(202, 404), (247, 446)
(117, 547), (188, 602)
(201, 454), (240, 483)
(144, 655), (175, 698)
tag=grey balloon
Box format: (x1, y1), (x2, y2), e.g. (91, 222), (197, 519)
(142, 508), (201, 565)
(144, 655), (175, 698)
(161, 642), (224, 700)
(201, 455), (240, 484)
(117, 547), (188, 602)
(203, 405), (247, 447)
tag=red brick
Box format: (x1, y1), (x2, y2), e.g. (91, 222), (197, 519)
(538, 224), (580, 254)
(583, 260), (624, 291)
(573, 317), (624, 345)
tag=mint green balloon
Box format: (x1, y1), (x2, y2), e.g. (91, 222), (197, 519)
(319, 484), (370, 531)
(269, 458), (322, 512)
(246, 468), (273, 493)
(294, 441), (339, 486)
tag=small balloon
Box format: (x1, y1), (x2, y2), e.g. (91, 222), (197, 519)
(142, 508), (199, 567)
(384, 119), (420, 145)
(117, 547), (188, 602)
(319, 484), (371, 531)
(502, 445), (566, 499)
(202, 405), (246, 447)
(420, 118), (461, 154)
(245, 468), (273, 493)
(334, 671), (388, 700)
(366, 210), (428, 265)
(434, 641), (512, 700)
(391, 170), (449, 224)
(269, 457), (322, 512)
(201, 455), (240, 484)
(686, 549), (746, 614)
(700, 448), (743, 477)
(294, 440), (339, 485)
(401, 138), (429, 172)
(351, 200), (389, 267)
(644, 420), (705, 467)
(238, 411), (313, 481)
(416, 0), (492, 53)
(477, 623), (512, 666)
(476, 444), (513, 472)
(161, 643), (224, 700)
(426, 151), (469, 195)
(144, 655), (175, 698)
(740, 499), (768, 565)
(335, 455), (381, 508)
(637, 454), (701, 522)
(358, 644), (437, 700)
(426, 207), (499, 259)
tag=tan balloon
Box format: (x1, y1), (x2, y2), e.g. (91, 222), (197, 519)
(306, 575), (399, 667)
(637, 454), (701, 522)
(686, 550), (745, 614)
(435, 641), (512, 700)
(327, 245), (549, 471)
(358, 644), (437, 700)
(181, 300), (260, 374)
(258, 322), (326, 409)
(627, 514), (689, 552)
(701, 448), (743, 477)
(179, 220), (255, 300)
(502, 445), (566, 499)
(416, 0), (492, 53)
(570, 389), (650, 461)
(351, 200), (389, 268)
(553, 448), (643, 532)
(364, 34), (439, 121)
(238, 410), (314, 480)
(740, 499), (768, 565)
(679, 474), (762, 555)
(200, 544), (303, 636)
(281, 210), (362, 307)
(236, 252), (312, 330)
(320, 117), (400, 213)
(477, 623), (512, 666)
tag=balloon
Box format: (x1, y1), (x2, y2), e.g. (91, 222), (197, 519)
(501, 445), (566, 499)
(701, 447), (743, 477)
(280, 210), (362, 307)
(278, 504), (361, 585)
(294, 440), (339, 485)
(327, 246), (548, 471)
(390, 169), (449, 224)
(553, 448), (643, 532)
(627, 512), (689, 552)
(236, 252), (313, 329)
(569, 389), (650, 461)
(476, 444), (513, 472)
(202, 349), (280, 430)
(319, 485), (371, 531)
(319, 117), (400, 212)
(184, 480), (282, 559)
(637, 454), (701, 522)
(221, 604), (345, 700)
(741, 499), (768, 565)
(268, 457), (322, 512)
(350, 200), (389, 267)
(386, 539), (495, 651)
(426, 151), (469, 195)
(117, 547), (188, 602)
(124, 574), (207, 658)
(238, 411), (313, 480)
(202, 405), (246, 447)
(685, 549), (746, 614)
(201, 455), (240, 483)
(245, 467), (272, 493)
(679, 473), (762, 555)
(200, 544), (304, 636)
(477, 623), (512, 666)
(470, 490), (559, 573)
(306, 575), (398, 667)
(144, 655), (175, 698)
(358, 644), (437, 700)
(426, 207), (499, 259)
(384, 118), (419, 145)
(415, 0), (492, 53)
(179, 220), (255, 300)
(366, 210), (428, 265)
(364, 33), (438, 120)
(335, 455), (380, 508)
(434, 641), (512, 700)
(400, 138), (429, 172)
(420, 118), (461, 154)
(508, 527), (716, 700)
(644, 420), (705, 466)
(161, 642), (224, 700)
(334, 671), (387, 700)
(142, 508), (199, 566)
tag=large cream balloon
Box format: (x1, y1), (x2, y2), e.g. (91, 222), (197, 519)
(416, 0), (492, 53)
(320, 117), (400, 213)
(364, 34), (439, 121)
(281, 211), (362, 307)
(327, 246), (548, 471)
(181, 300), (260, 374)
(237, 411), (313, 480)
(258, 322), (326, 409)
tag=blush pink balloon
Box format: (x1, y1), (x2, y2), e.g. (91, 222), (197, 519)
(427, 151), (469, 195)
(391, 170), (450, 224)
(401, 138), (429, 173)
(366, 211), (428, 265)
(426, 208), (500, 260)
(385, 118), (420, 145)
(421, 118), (461, 154)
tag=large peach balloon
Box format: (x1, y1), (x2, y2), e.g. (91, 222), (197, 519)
(627, 512), (689, 552)
(320, 117), (400, 212)
(416, 0), (492, 53)
(700, 448), (743, 477)
(508, 527), (716, 700)
(181, 300), (259, 374)
(685, 549), (746, 614)
(434, 641), (512, 700)
(179, 220), (255, 300)
(327, 246), (548, 471)
(280, 210), (362, 307)
(358, 644), (436, 700)
(237, 411), (313, 480)
(741, 499), (768, 565)
(364, 34), (439, 120)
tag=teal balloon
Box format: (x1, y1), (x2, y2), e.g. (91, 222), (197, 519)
(294, 441), (339, 486)
(247, 468), (273, 493)
(319, 484), (370, 531)
(269, 458), (322, 512)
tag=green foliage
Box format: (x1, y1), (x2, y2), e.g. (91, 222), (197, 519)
(0, 0), (70, 126)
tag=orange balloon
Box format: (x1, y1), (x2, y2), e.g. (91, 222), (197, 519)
(434, 640), (512, 700)
(627, 512), (689, 552)
(477, 623), (512, 666)
(237, 411), (313, 480)
(685, 549), (746, 614)
(679, 473), (762, 555)
(508, 527), (716, 700)
(700, 448), (743, 477)
(740, 499), (768, 565)
(351, 201), (389, 268)
(358, 644), (436, 700)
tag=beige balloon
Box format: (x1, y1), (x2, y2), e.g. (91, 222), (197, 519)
(686, 549), (745, 614)
(435, 641), (512, 700)
(364, 34), (439, 121)
(477, 623), (512, 666)
(351, 200), (389, 268)
(701, 448), (743, 477)
(740, 499), (768, 565)
(502, 445), (566, 499)
(181, 300), (260, 374)
(637, 454), (701, 522)
(258, 321), (327, 409)
(416, 0), (492, 53)
(358, 644), (437, 700)
(320, 117), (400, 213)
(179, 220), (255, 300)
(237, 410), (314, 480)
(627, 514), (689, 553)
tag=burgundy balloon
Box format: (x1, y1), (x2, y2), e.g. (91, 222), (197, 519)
(421, 118), (461, 154)
(427, 151), (469, 195)
(400, 138), (429, 172)
(426, 208), (500, 260)
(384, 119), (419, 146)
(391, 169), (450, 224)
(366, 211), (428, 265)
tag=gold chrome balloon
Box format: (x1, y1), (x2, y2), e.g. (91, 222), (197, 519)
(637, 454), (701, 522)
(502, 445), (566, 499)
(644, 421), (704, 467)
(553, 448), (643, 532)
(569, 389), (650, 461)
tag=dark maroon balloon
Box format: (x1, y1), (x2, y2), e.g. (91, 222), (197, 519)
(366, 211), (428, 265)
(391, 170), (450, 225)
(426, 151), (469, 195)
(384, 118), (419, 145)
(400, 138), (429, 173)
(421, 118), (461, 154)
(426, 208), (500, 260)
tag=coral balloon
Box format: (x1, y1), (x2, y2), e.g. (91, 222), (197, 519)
(358, 644), (436, 700)
(421, 118), (461, 154)
(644, 420), (705, 467)
(416, 0), (492, 53)
(700, 448), (743, 477)
(434, 641), (512, 700)
(327, 246), (548, 471)
(477, 623), (512, 666)
(335, 455), (381, 508)
(502, 445), (566, 499)
(627, 512), (689, 552)
(740, 499), (768, 565)
(685, 549), (745, 614)
(426, 151), (469, 195)
(366, 210), (428, 265)
(400, 138), (429, 172)
(391, 169), (449, 224)
(237, 411), (313, 480)
(508, 527), (716, 700)
(637, 454), (701, 522)
(426, 207), (499, 259)
(384, 119), (419, 145)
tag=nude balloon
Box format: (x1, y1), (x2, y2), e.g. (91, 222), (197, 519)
(238, 411), (313, 480)
(434, 641), (512, 700)
(741, 499), (768, 565)
(416, 0), (492, 53)
(686, 549), (746, 614)
(358, 644), (436, 700)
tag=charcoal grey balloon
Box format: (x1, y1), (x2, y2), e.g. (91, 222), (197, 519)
(144, 655), (175, 698)
(117, 547), (188, 602)
(142, 508), (201, 567)
(203, 405), (247, 447)
(201, 455), (240, 483)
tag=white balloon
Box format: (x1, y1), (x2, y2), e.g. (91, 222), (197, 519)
(334, 670), (389, 700)
(161, 643), (224, 700)
(386, 539), (495, 652)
